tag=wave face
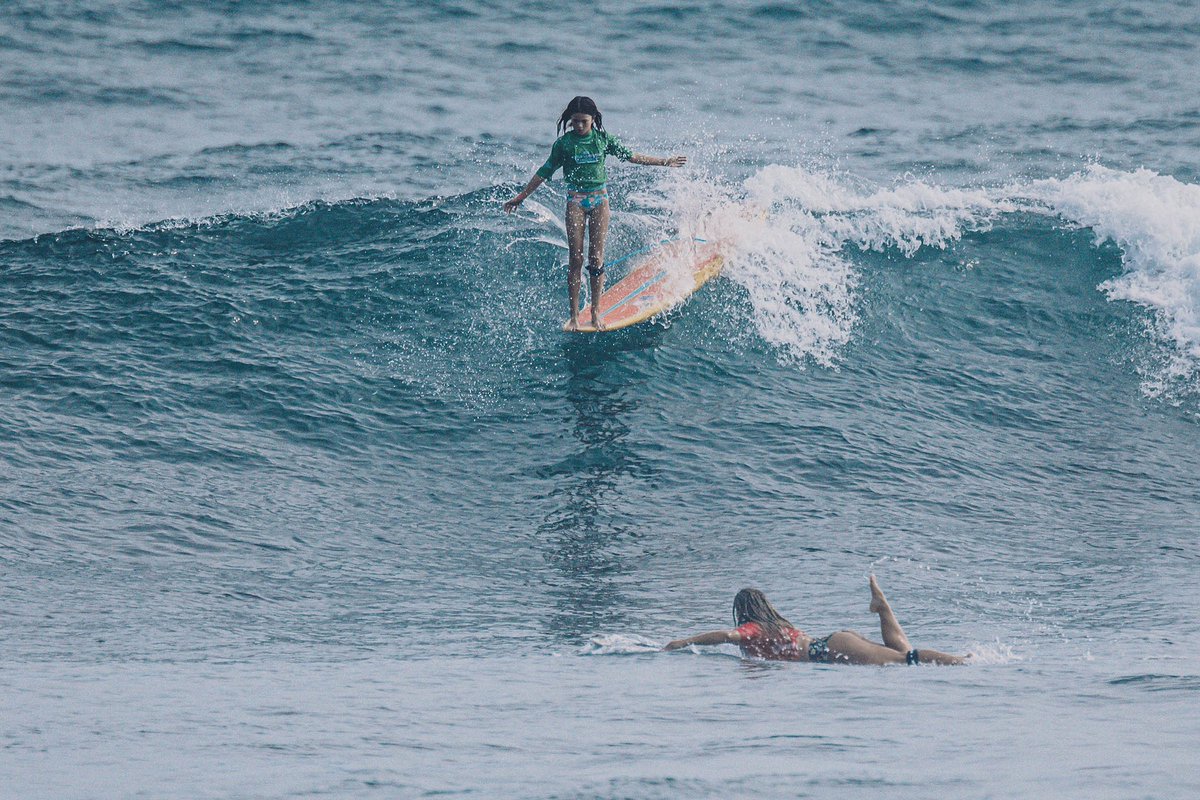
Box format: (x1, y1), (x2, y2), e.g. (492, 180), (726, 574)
(3, 3), (1200, 799)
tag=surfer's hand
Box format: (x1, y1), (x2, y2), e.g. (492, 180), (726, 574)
(666, 155), (687, 168)
(502, 195), (524, 213)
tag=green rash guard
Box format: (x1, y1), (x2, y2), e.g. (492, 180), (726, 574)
(534, 129), (634, 192)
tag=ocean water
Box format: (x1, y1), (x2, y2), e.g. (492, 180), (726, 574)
(3, 1), (1200, 797)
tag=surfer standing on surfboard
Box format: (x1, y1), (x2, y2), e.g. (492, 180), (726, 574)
(503, 96), (687, 331)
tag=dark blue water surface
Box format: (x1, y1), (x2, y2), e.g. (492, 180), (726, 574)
(3, 2), (1199, 798)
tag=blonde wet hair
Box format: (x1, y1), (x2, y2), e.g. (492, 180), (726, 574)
(733, 588), (794, 634)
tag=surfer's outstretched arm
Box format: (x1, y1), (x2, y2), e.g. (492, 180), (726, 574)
(663, 629), (741, 651)
(629, 153), (687, 168)
(503, 174), (546, 212)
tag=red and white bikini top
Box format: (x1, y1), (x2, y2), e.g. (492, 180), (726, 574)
(735, 621), (806, 661)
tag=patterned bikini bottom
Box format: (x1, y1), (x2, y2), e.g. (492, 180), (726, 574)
(567, 185), (608, 210)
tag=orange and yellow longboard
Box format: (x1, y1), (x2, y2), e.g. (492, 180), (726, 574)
(563, 238), (724, 333)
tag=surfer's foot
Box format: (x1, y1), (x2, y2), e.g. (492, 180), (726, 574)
(591, 312), (605, 331)
(566, 317), (579, 332)
(869, 574), (887, 614)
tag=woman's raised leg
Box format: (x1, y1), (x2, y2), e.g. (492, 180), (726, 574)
(869, 575), (912, 653)
(868, 576), (967, 665)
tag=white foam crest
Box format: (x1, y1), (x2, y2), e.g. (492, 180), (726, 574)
(962, 640), (1024, 666)
(630, 162), (1200, 395)
(654, 165), (1008, 365)
(507, 236), (567, 253)
(519, 197), (564, 233)
(1021, 165), (1200, 394)
(745, 165), (1013, 256)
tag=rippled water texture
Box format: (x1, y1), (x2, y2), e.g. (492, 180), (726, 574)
(2, 2), (1199, 798)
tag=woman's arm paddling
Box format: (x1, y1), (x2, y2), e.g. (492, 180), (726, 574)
(663, 628), (741, 651)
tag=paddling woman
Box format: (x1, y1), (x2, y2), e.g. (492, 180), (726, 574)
(664, 576), (967, 666)
(503, 96), (687, 331)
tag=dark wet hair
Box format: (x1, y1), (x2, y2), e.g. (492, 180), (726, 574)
(733, 588), (794, 634)
(557, 96), (604, 135)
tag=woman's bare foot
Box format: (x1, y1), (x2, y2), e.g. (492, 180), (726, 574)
(591, 311), (606, 331)
(566, 316), (579, 332)
(868, 574), (887, 614)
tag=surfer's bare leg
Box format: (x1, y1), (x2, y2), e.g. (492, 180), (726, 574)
(864, 577), (965, 663)
(566, 201), (586, 331)
(869, 575), (912, 653)
(827, 631), (966, 665)
(586, 201), (610, 330)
